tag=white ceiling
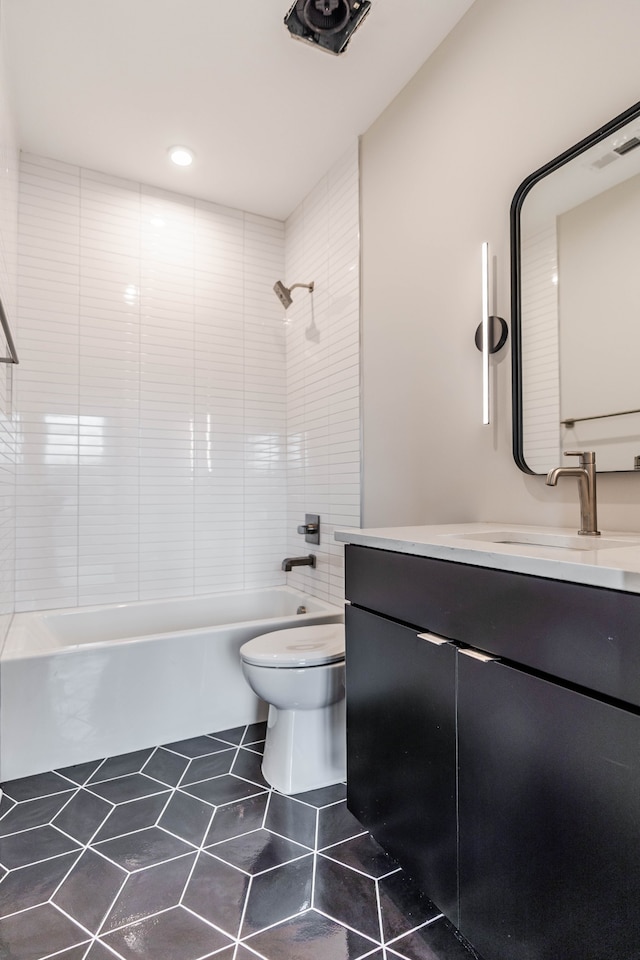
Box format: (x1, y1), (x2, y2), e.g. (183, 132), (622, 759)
(3, 0), (475, 221)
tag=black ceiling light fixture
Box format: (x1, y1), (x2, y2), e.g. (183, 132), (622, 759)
(284, 0), (372, 56)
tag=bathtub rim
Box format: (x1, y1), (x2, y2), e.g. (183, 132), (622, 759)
(3, 586), (344, 661)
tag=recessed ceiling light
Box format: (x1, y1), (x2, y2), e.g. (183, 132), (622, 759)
(168, 146), (194, 167)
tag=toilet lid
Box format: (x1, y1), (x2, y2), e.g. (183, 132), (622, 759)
(240, 623), (345, 668)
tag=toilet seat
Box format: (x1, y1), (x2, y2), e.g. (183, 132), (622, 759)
(240, 623), (345, 668)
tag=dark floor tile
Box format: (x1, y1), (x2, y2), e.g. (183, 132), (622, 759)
(264, 792), (317, 848)
(141, 747), (190, 787)
(242, 722), (267, 746)
(162, 735), (231, 758)
(204, 793), (268, 846)
(0, 795), (16, 821)
(388, 918), (479, 960)
(0, 851), (80, 918)
(0, 902), (87, 958)
(183, 775), (266, 807)
(212, 725), (245, 745)
(101, 904), (233, 959)
(378, 872), (441, 944)
(231, 748), (269, 787)
(180, 749), (236, 786)
(87, 773), (169, 805)
(236, 947), (265, 960)
(52, 945), (94, 960)
(0, 791), (75, 837)
(210, 828), (310, 875)
(1, 770), (76, 802)
(182, 850), (249, 937)
(92, 793), (169, 844)
(56, 758), (104, 786)
(242, 854), (313, 936)
(52, 848), (126, 933)
(0, 824), (81, 870)
(314, 854), (380, 942)
(53, 788), (112, 844)
(94, 826), (195, 872)
(317, 800), (366, 849)
(246, 908), (376, 960)
(84, 942), (120, 960)
(322, 834), (400, 879)
(158, 790), (213, 845)
(89, 749), (155, 784)
(102, 852), (196, 933)
(292, 783), (347, 807)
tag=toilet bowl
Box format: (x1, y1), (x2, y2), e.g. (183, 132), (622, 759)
(240, 623), (346, 795)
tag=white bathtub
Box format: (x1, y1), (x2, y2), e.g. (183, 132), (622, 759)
(0, 588), (343, 782)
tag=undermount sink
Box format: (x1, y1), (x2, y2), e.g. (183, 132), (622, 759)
(447, 530), (640, 552)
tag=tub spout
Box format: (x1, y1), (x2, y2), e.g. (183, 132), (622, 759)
(282, 554), (316, 571)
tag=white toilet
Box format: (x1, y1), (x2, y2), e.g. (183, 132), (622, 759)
(239, 622), (346, 795)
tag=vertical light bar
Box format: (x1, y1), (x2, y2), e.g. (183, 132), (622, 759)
(481, 241), (490, 424)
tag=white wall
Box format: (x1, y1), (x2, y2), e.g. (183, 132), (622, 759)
(283, 144), (361, 606)
(0, 0), (18, 632)
(14, 145), (360, 611)
(360, 0), (640, 532)
(15, 156), (288, 610)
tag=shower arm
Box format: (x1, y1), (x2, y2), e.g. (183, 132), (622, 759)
(288, 282), (314, 294)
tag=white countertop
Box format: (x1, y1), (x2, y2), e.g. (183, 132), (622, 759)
(335, 522), (640, 593)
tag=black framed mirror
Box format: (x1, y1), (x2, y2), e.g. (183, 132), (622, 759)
(512, 100), (640, 474)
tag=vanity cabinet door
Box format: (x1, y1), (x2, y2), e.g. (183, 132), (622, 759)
(345, 603), (458, 923)
(457, 654), (640, 960)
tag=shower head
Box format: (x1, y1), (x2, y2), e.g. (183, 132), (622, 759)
(273, 280), (315, 310)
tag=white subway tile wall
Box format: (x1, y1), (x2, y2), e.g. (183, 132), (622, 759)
(284, 145), (361, 605)
(0, 20), (18, 630)
(15, 155), (287, 610)
(14, 144), (360, 611)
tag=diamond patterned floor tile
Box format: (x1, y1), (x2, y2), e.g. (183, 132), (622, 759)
(52, 788), (113, 844)
(387, 918), (480, 960)
(141, 747), (189, 787)
(0, 722), (483, 960)
(100, 904), (234, 959)
(204, 793), (269, 846)
(86, 774), (169, 805)
(162, 735), (232, 758)
(378, 872), (441, 944)
(0, 902), (88, 958)
(102, 852), (196, 933)
(92, 793), (169, 844)
(0, 792), (75, 837)
(2, 771), (76, 802)
(181, 849), (249, 937)
(52, 848), (127, 933)
(313, 854), (380, 942)
(182, 774), (266, 807)
(179, 749), (236, 786)
(208, 828), (310, 874)
(264, 791), (317, 848)
(241, 855), (313, 937)
(0, 851), (80, 918)
(245, 908), (377, 960)
(321, 834), (400, 879)
(0, 825), (81, 870)
(94, 826), (195, 872)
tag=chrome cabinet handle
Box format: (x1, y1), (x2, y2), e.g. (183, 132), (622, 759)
(417, 632), (449, 646)
(458, 647), (498, 664)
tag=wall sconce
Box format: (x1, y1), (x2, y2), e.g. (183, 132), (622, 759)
(475, 242), (508, 424)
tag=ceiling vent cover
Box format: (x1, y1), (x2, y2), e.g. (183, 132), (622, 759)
(284, 0), (372, 55)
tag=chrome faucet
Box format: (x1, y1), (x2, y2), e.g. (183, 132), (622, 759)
(546, 451), (600, 536)
(282, 554), (316, 571)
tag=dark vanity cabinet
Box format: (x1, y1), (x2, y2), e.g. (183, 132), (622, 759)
(344, 544), (640, 960)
